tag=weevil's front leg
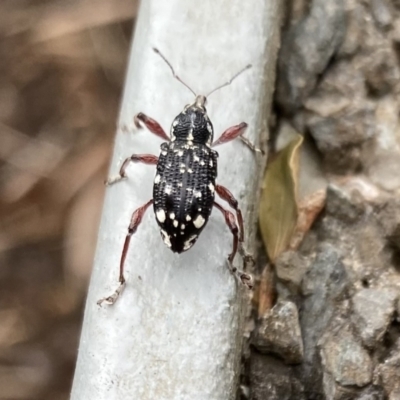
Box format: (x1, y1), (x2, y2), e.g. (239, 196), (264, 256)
(212, 122), (263, 154)
(215, 184), (254, 266)
(133, 112), (170, 141)
(106, 154), (158, 185)
(214, 201), (254, 290)
(98, 199), (154, 306)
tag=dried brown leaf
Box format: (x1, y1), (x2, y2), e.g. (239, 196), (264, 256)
(259, 134), (303, 263)
(290, 189), (326, 250)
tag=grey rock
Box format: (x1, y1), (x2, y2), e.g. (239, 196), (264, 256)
(276, 0), (346, 113)
(252, 300), (304, 364)
(307, 106), (375, 173)
(337, 2), (363, 57)
(375, 339), (400, 395)
(364, 50), (399, 97)
(397, 298), (400, 322)
(275, 251), (309, 293)
(249, 353), (305, 400)
(351, 288), (398, 348)
(355, 385), (385, 400)
(322, 377), (384, 400)
(321, 325), (373, 387)
(375, 199), (400, 250)
(325, 183), (367, 223)
(389, 387), (400, 400)
(370, 0), (393, 29)
(299, 244), (349, 395)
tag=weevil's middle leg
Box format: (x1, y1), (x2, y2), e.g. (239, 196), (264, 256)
(214, 201), (253, 290)
(212, 122), (263, 154)
(97, 199), (153, 306)
(215, 184), (255, 266)
(216, 184), (244, 242)
(106, 154), (158, 186)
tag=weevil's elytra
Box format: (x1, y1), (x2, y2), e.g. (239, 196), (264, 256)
(98, 48), (261, 306)
(153, 101), (218, 253)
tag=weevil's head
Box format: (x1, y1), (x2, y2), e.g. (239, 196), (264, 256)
(152, 47), (251, 146)
(170, 95), (214, 146)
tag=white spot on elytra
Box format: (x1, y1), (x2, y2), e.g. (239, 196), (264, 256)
(178, 150), (184, 156)
(208, 183), (215, 192)
(186, 215), (192, 221)
(156, 209), (166, 223)
(165, 186), (172, 195)
(181, 224), (185, 229)
(169, 212), (175, 220)
(209, 159), (213, 167)
(194, 155), (200, 162)
(154, 175), (161, 184)
(200, 160), (205, 166)
(188, 168), (193, 173)
(180, 168), (185, 173)
(178, 182), (183, 187)
(160, 229), (171, 247)
(207, 123), (212, 133)
(183, 235), (198, 251)
(161, 151), (167, 156)
(173, 220), (178, 227)
(173, 120), (178, 126)
(188, 140), (193, 146)
(193, 215), (205, 228)
(194, 191), (202, 198)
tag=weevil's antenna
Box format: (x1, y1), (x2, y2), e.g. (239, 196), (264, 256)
(206, 64), (252, 97)
(153, 48), (197, 97)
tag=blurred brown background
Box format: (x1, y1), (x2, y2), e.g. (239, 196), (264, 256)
(0, 1), (137, 398)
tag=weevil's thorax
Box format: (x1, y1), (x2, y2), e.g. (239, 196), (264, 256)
(170, 95), (214, 146)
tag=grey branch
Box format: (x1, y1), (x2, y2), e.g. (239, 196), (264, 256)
(71, 1), (282, 399)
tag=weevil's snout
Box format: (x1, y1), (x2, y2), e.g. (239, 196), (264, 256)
(194, 95), (207, 109)
(185, 95), (207, 112)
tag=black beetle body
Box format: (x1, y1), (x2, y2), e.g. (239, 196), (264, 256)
(153, 100), (218, 253)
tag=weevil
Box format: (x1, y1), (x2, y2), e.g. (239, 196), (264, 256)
(98, 48), (261, 305)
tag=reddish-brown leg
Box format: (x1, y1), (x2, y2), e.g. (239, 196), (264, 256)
(214, 201), (253, 289)
(212, 122), (263, 154)
(106, 154), (158, 185)
(216, 184), (254, 266)
(98, 199), (154, 306)
(133, 112), (170, 141)
(216, 184), (244, 242)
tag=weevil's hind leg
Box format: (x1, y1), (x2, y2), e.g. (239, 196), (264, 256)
(97, 199), (154, 306)
(215, 184), (255, 266)
(212, 122), (263, 154)
(133, 112), (170, 141)
(106, 154), (158, 186)
(214, 201), (254, 289)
